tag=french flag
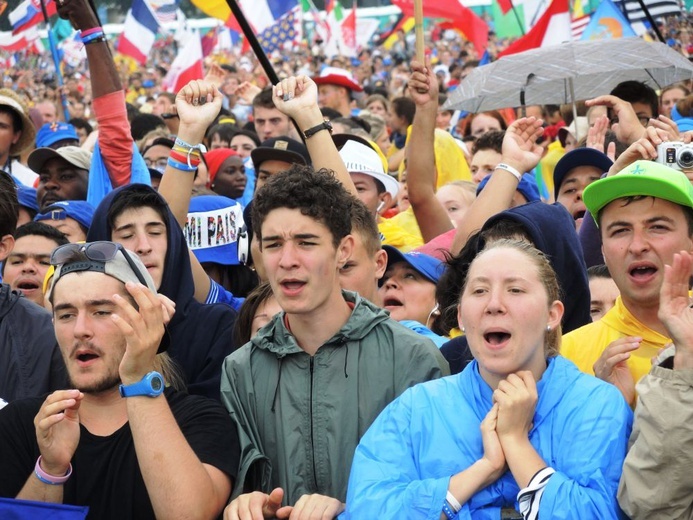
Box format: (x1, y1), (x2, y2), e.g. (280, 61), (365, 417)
(9, 0), (57, 35)
(118, 0), (160, 64)
(162, 32), (203, 93)
(237, 0), (296, 33)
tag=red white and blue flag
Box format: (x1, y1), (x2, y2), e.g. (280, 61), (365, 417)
(9, 0), (57, 35)
(118, 0), (160, 64)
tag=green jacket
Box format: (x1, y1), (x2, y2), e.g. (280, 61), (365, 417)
(221, 291), (449, 505)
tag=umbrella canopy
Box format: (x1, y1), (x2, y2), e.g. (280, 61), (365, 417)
(445, 38), (693, 113)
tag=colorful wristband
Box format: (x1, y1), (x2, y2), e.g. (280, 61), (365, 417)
(80, 27), (103, 38)
(34, 456), (72, 485)
(169, 149), (199, 166)
(167, 157), (197, 172)
(446, 491), (461, 512)
(442, 500), (457, 520)
(81, 31), (105, 44)
(84, 36), (107, 45)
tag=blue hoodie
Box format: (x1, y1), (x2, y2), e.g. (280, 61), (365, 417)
(87, 184), (239, 400)
(343, 357), (632, 519)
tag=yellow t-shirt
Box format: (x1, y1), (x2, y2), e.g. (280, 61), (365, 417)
(378, 215), (423, 253)
(561, 296), (670, 386)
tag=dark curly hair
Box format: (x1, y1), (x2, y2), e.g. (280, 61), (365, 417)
(251, 165), (354, 249)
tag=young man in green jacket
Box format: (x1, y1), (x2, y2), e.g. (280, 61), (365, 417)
(221, 164), (448, 520)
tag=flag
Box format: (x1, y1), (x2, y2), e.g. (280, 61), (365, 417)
(190, 0), (297, 34)
(0, 497), (88, 519)
(9, 0), (57, 35)
(163, 31), (204, 93)
(0, 26), (42, 52)
(0, 30), (32, 52)
(390, 0), (489, 56)
(499, 0), (571, 57)
(148, 0), (178, 23)
(571, 14), (590, 39)
(118, 0), (160, 65)
(572, 0), (585, 18)
(201, 26), (218, 56)
(621, 0), (681, 34)
(581, 0), (636, 40)
(498, 0), (514, 15)
(258, 6), (301, 53)
(325, 0), (357, 57)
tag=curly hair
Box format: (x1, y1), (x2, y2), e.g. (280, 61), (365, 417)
(251, 165), (354, 249)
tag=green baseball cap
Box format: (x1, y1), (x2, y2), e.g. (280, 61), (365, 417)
(583, 160), (693, 225)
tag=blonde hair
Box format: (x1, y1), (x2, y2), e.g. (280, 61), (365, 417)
(153, 352), (186, 391)
(463, 239), (562, 356)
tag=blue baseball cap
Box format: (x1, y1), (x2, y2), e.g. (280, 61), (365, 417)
(477, 173), (541, 203)
(17, 186), (39, 212)
(381, 246), (444, 286)
(186, 195), (244, 265)
(553, 148), (612, 200)
(35, 200), (95, 230)
(35, 122), (80, 148)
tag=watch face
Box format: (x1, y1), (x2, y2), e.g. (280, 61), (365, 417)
(151, 377), (163, 392)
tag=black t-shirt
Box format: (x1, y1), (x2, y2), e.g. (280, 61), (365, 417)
(0, 388), (239, 519)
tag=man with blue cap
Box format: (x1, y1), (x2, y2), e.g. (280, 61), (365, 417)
(35, 122), (80, 150)
(34, 200), (95, 243)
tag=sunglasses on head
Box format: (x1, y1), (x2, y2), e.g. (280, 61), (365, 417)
(50, 241), (149, 288)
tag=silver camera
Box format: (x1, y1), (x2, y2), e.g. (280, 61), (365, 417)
(656, 141), (693, 171)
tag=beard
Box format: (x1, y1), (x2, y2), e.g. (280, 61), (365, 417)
(69, 372), (121, 395)
(65, 340), (122, 395)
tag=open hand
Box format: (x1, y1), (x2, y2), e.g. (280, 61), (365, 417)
(659, 251), (693, 368)
(501, 117), (545, 174)
(114, 282), (166, 385)
(593, 336), (640, 404)
(34, 389), (83, 476)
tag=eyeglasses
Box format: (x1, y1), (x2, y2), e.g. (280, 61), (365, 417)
(50, 241), (149, 287)
(144, 158), (169, 170)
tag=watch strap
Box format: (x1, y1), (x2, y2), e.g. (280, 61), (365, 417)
(303, 120), (333, 139)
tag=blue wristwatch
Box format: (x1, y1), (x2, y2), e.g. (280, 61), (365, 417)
(119, 371), (165, 398)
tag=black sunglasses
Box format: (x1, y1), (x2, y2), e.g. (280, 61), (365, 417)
(50, 241), (149, 288)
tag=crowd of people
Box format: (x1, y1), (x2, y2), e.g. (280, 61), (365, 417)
(1, 0), (693, 518)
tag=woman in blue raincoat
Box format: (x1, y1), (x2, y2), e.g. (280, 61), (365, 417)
(343, 240), (632, 520)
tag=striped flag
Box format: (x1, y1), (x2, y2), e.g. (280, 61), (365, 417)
(620, 0), (682, 34)
(118, 0), (160, 64)
(148, 0), (178, 23)
(571, 14), (590, 39)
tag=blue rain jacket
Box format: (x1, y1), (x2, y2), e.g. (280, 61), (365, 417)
(343, 356), (632, 519)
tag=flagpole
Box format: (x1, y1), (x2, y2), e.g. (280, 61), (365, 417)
(507, 0), (526, 36)
(224, 0), (304, 140)
(414, 0), (424, 62)
(633, 0), (666, 42)
(39, 0), (70, 122)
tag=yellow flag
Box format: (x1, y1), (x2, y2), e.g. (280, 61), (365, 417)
(190, 0), (231, 22)
(572, 0), (585, 19)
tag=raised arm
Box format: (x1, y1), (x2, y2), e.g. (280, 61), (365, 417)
(406, 59), (455, 242)
(272, 76), (357, 197)
(156, 79), (224, 304)
(57, 0), (133, 187)
(116, 283), (232, 518)
(451, 117), (544, 255)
